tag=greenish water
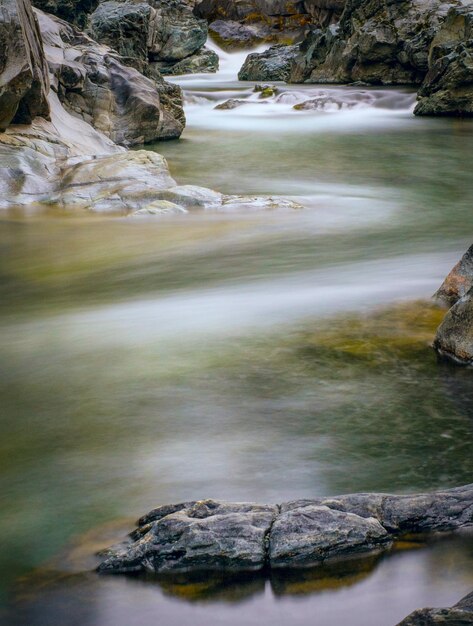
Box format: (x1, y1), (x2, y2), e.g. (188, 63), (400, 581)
(2, 52), (473, 625)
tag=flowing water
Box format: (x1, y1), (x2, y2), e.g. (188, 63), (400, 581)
(2, 41), (473, 625)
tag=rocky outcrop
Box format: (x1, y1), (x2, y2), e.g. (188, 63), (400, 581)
(89, 0), (214, 75)
(238, 44), (299, 81)
(415, 5), (473, 116)
(289, 0), (460, 85)
(159, 46), (219, 75)
(0, 0), (50, 130)
(97, 484), (473, 574)
(397, 590), (473, 625)
(435, 245), (473, 307)
(37, 9), (185, 146)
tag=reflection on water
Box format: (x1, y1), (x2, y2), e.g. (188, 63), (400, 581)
(1, 40), (473, 626)
(6, 532), (473, 626)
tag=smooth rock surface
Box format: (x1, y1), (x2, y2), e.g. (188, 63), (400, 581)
(37, 9), (185, 146)
(98, 484), (473, 574)
(397, 590), (473, 625)
(238, 44), (299, 81)
(0, 0), (50, 130)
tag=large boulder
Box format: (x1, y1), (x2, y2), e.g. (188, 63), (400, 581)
(37, 9), (185, 146)
(289, 0), (461, 85)
(89, 0), (210, 75)
(0, 0), (50, 130)
(434, 287), (473, 365)
(397, 591), (473, 625)
(415, 5), (473, 116)
(98, 484), (473, 574)
(238, 44), (299, 81)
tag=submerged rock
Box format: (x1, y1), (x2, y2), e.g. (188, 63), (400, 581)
(97, 484), (473, 575)
(214, 98), (249, 109)
(238, 44), (300, 81)
(397, 590), (473, 625)
(0, 0), (50, 130)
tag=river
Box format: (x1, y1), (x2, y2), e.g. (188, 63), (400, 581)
(1, 41), (473, 626)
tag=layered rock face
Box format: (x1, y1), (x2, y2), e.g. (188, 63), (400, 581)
(289, 0), (460, 85)
(98, 484), (473, 574)
(0, 0), (50, 130)
(238, 44), (299, 80)
(434, 246), (473, 365)
(415, 4), (473, 116)
(37, 9), (185, 146)
(89, 0), (218, 75)
(397, 590), (473, 625)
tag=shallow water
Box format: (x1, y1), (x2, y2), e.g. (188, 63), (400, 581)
(1, 42), (473, 625)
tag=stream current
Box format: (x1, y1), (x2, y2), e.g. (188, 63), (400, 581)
(1, 41), (473, 626)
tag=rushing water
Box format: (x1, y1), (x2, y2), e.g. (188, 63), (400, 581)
(2, 41), (473, 625)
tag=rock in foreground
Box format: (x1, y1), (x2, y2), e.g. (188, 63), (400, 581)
(397, 590), (473, 625)
(98, 484), (473, 574)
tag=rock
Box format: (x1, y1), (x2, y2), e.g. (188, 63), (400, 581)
(269, 505), (390, 568)
(157, 47), (219, 75)
(214, 98), (248, 109)
(434, 245), (473, 307)
(37, 9), (185, 146)
(220, 196), (304, 210)
(0, 0), (50, 130)
(97, 484), (473, 575)
(209, 19), (272, 49)
(254, 83), (279, 97)
(434, 288), (473, 365)
(98, 500), (279, 573)
(238, 44), (299, 81)
(31, 0), (99, 28)
(289, 0), (461, 85)
(89, 0), (209, 75)
(397, 590), (473, 625)
(415, 5), (473, 116)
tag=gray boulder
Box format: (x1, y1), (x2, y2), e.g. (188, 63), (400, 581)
(415, 5), (473, 116)
(434, 288), (473, 365)
(269, 505), (390, 568)
(97, 484), (473, 575)
(238, 44), (299, 81)
(156, 47), (219, 75)
(98, 500), (279, 573)
(37, 10), (185, 146)
(397, 590), (473, 625)
(0, 0), (50, 130)
(89, 0), (209, 75)
(289, 0), (461, 85)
